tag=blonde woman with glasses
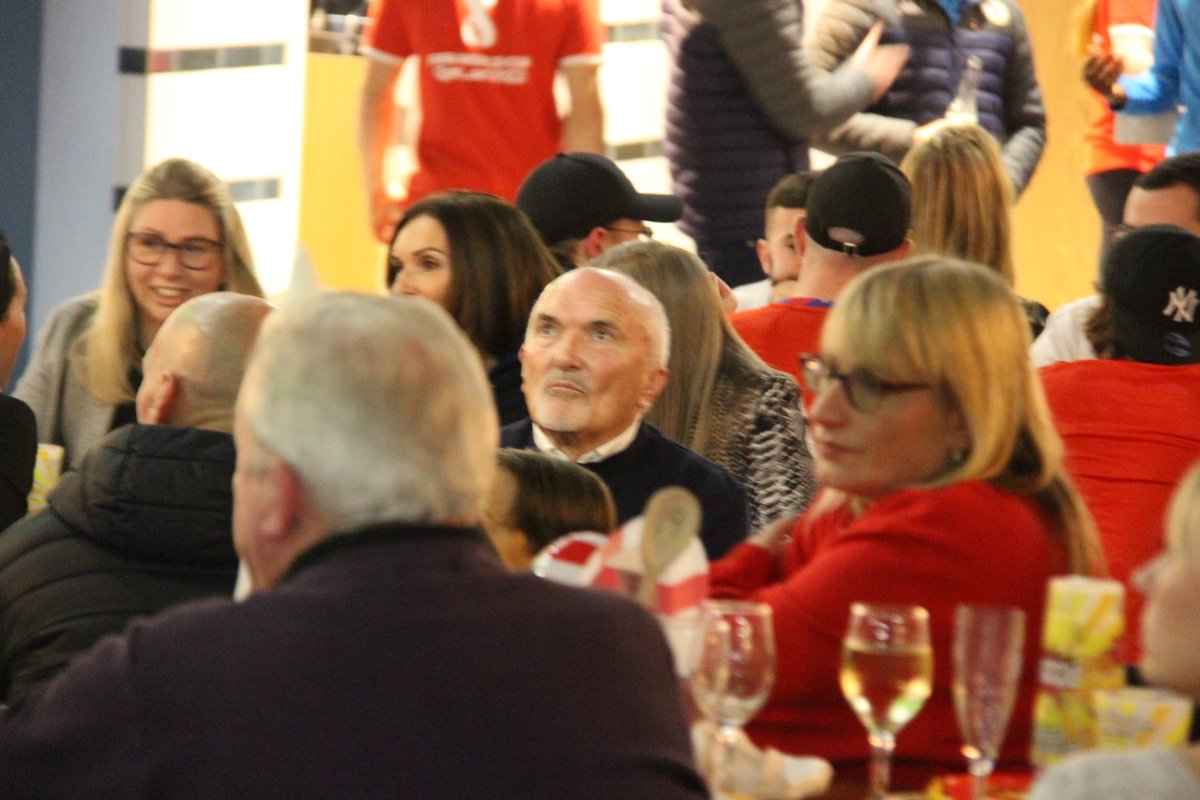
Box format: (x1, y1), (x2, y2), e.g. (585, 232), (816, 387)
(14, 158), (263, 468)
(708, 256), (1102, 789)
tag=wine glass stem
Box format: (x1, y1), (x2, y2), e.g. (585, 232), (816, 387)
(968, 756), (995, 800)
(705, 723), (741, 797)
(867, 732), (896, 800)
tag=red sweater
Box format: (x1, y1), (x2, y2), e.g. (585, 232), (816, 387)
(710, 482), (1067, 788)
(729, 302), (829, 385)
(1040, 360), (1200, 663)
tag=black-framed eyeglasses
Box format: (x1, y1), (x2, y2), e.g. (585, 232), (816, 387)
(126, 231), (223, 270)
(604, 225), (653, 240)
(799, 353), (930, 413)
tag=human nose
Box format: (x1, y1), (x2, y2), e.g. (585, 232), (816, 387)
(808, 373), (850, 427)
(548, 330), (583, 368)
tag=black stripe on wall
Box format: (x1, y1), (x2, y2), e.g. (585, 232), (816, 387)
(113, 177), (282, 210)
(119, 43), (286, 75)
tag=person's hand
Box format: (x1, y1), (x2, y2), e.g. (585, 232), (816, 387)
(371, 190), (404, 244)
(913, 116), (957, 145)
(1083, 33), (1126, 106)
(747, 516), (796, 559)
(850, 22), (910, 102)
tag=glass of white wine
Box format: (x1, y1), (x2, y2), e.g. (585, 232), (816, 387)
(953, 604), (1025, 800)
(840, 602), (933, 800)
(689, 599), (776, 798)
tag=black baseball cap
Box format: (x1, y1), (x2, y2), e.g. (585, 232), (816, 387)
(516, 152), (682, 244)
(1102, 224), (1200, 365)
(805, 152), (912, 257)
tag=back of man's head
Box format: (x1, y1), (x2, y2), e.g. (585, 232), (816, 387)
(795, 152), (913, 300)
(1097, 224), (1200, 364)
(136, 293), (273, 431)
(240, 292), (497, 533)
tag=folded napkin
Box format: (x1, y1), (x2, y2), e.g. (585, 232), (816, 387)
(691, 721), (833, 800)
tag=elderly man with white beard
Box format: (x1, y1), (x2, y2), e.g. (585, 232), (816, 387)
(501, 267), (749, 558)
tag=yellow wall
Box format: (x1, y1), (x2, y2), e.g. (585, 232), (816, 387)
(298, 53), (386, 293)
(1012, 2), (1102, 311)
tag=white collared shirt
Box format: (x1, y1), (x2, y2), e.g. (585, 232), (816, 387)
(531, 417), (642, 464)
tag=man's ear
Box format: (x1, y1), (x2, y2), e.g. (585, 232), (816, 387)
(259, 459), (304, 543)
(637, 366), (669, 411)
(756, 238), (772, 276)
(583, 227), (610, 260)
(140, 372), (178, 425)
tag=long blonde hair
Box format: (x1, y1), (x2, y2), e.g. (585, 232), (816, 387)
(820, 256), (1103, 574)
(78, 158), (263, 404)
(594, 240), (774, 456)
(901, 123), (1016, 285)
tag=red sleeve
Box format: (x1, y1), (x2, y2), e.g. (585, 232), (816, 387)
(558, 0), (604, 61)
(364, 0), (411, 58)
(1108, 0), (1156, 27)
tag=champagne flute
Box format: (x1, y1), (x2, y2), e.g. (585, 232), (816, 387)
(953, 604), (1025, 800)
(840, 603), (933, 800)
(689, 600), (776, 798)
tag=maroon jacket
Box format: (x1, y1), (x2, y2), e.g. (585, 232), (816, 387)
(0, 524), (706, 799)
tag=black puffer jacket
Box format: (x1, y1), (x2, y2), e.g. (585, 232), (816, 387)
(662, 0), (876, 245)
(0, 423), (238, 702)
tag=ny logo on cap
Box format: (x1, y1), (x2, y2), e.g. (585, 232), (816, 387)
(1163, 286), (1199, 323)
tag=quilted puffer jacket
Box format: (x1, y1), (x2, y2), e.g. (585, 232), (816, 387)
(808, 0), (1046, 194)
(0, 423), (238, 702)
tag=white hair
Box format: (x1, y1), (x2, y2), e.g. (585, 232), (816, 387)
(240, 292), (498, 531)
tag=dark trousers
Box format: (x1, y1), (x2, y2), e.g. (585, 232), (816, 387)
(1086, 168), (1142, 260)
(695, 239), (762, 289)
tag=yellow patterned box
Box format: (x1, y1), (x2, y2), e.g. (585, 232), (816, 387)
(1031, 576), (1127, 768)
(25, 443), (64, 515)
(1094, 687), (1193, 750)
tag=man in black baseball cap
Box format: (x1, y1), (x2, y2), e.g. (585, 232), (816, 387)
(729, 151), (913, 383)
(1099, 223), (1200, 364)
(516, 152), (683, 270)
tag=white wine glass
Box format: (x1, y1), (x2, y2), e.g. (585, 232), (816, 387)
(840, 602), (933, 800)
(689, 599), (776, 798)
(953, 604), (1025, 800)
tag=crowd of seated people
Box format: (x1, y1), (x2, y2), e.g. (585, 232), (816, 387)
(0, 121), (1198, 795)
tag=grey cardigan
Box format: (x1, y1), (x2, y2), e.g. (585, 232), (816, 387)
(13, 296), (121, 469)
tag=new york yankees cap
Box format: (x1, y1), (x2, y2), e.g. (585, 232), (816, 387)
(1101, 224), (1200, 365)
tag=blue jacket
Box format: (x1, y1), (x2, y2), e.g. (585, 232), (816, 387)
(1119, 0), (1200, 156)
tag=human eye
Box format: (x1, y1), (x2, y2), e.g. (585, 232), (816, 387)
(180, 239), (211, 256)
(535, 319), (558, 337)
(133, 232), (164, 250)
(419, 257), (443, 272)
(849, 370), (888, 403)
(592, 327), (614, 342)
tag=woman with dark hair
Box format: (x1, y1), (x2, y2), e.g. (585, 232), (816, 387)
(388, 191), (562, 424)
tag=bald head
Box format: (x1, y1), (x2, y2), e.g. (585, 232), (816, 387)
(528, 267), (670, 368)
(136, 292), (273, 432)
